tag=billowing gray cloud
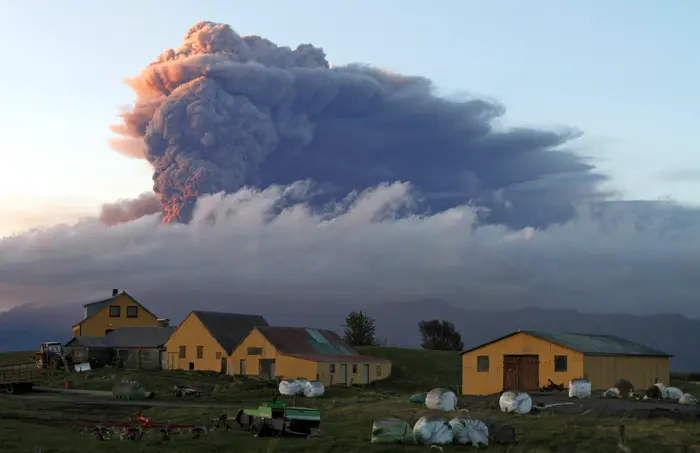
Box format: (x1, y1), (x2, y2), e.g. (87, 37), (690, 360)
(110, 20), (608, 228)
(1, 184), (698, 317)
(98, 192), (161, 225)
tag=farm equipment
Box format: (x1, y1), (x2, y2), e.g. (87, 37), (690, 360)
(35, 342), (73, 370)
(0, 363), (41, 394)
(72, 412), (216, 441)
(112, 380), (154, 400)
(235, 398), (321, 438)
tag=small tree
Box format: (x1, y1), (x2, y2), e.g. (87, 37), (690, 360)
(343, 311), (378, 346)
(419, 319), (464, 351)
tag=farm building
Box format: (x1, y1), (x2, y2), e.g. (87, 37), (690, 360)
(164, 311), (269, 373)
(230, 326), (392, 386)
(71, 289), (165, 337)
(461, 330), (672, 395)
(66, 326), (175, 370)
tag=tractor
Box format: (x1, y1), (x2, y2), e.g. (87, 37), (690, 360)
(35, 342), (73, 370)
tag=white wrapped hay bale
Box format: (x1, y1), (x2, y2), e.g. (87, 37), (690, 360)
(302, 380), (325, 397)
(679, 393), (698, 405)
(665, 386), (683, 401)
(654, 382), (669, 399)
(370, 418), (413, 444)
(278, 380), (303, 396)
(412, 415), (454, 445)
(499, 391), (532, 414)
(568, 378), (592, 398)
(425, 388), (459, 412)
(603, 387), (621, 398)
(449, 417), (489, 446)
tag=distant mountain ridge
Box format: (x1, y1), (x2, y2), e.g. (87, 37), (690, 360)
(1, 295), (697, 371)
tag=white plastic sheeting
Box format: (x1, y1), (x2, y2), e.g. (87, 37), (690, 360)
(425, 388), (459, 412)
(302, 381), (325, 397)
(499, 391), (532, 414)
(568, 379), (592, 398)
(679, 393), (698, 405)
(449, 417), (489, 446)
(279, 380), (303, 396)
(665, 386), (684, 401)
(412, 415), (454, 445)
(603, 387), (621, 398)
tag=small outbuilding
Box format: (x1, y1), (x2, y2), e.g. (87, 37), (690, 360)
(460, 330), (672, 395)
(230, 326), (392, 386)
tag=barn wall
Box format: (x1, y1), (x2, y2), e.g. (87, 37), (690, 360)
(164, 314), (227, 372)
(461, 332), (585, 395)
(316, 361), (391, 387)
(583, 355), (670, 391)
(229, 329), (315, 380)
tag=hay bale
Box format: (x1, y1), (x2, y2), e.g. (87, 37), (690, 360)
(614, 379), (634, 397)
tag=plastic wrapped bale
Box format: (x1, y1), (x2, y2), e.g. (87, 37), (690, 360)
(647, 382), (668, 400)
(302, 380), (325, 397)
(679, 393), (698, 405)
(409, 392), (428, 404)
(412, 415), (453, 445)
(112, 380), (154, 400)
(499, 391), (532, 414)
(425, 388), (458, 412)
(568, 378), (592, 398)
(279, 380), (303, 396)
(603, 387), (621, 398)
(449, 417), (488, 446)
(370, 418), (413, 444)
(666, 387), (684, 401)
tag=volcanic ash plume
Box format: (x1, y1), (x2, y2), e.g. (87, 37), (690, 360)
(111, 20), (607, 228)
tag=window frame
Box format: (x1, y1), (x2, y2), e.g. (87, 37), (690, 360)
(476, 355), (490, 373)
(554, 355), (568, 372)
(330, 364), (336, 374)
(126, 306), (138, 318)
(247, 347), (263, 355)
(196, 345), (204, 359)
(108, 305), (121, 318)
(178, 346), (186, 359)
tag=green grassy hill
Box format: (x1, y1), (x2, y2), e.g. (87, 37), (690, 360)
(0, 350), (34, 366)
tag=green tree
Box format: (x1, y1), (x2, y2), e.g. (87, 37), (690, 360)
(343, 311), (378, 346)
(419, 319), (464, 351)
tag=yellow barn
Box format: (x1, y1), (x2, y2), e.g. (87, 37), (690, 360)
(461, 330), (672, 395)
(71, 289), (162, 337)
(230, 326), (392, 386)
(164, 311), (269, 373)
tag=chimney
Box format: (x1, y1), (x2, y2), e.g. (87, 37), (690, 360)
(112, 288), (119, 297)
(157, 318), (170, 327)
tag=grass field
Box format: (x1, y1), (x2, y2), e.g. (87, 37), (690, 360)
(1, 347), (700, 452)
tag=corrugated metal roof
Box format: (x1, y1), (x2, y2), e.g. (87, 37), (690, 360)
(286, 353), (391, 364)
(461, 330), (673, 357)
(104, 326), (176, 348)
(257, 326), (359, 356)
(193, 311), (269, 355)
(67, 326), (175, 349)
(523, 330), (672, 356)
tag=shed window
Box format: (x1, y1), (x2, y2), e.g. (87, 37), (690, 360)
(179, 346), (186, 359)
(247, 347), (263, 355)
(216, 352), (222, 360)
(330, 364), (336, 373)
(109, 305), (121, 317)
(554, 355), (568, 372)
(476, 355), (489, 372)
(196, 346), (204, 359)
(126, 306), (138, 318)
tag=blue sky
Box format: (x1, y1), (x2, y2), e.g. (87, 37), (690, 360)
(0, 0), (697, 236)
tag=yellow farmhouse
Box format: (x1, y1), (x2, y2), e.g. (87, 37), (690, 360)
(72, 289), (162, 337)
(230, 326), (392, 386)
(461, 330), (672, 395)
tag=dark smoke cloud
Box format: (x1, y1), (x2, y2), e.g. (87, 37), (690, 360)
(98, 192), (162, 225)
(111, 21), (608, 228)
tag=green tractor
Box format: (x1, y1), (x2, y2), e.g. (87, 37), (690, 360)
(235, 398), (320, 438)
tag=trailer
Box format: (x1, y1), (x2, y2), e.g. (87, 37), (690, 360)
(0, 363), (42, 394)
(235, 400), (321, 438)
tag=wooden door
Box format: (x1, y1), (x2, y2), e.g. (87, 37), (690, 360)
(518, 356), (540, 391)
(220, 357), (227, 374)
(240, 359), (246, 375)
(503, 356), (519, 391)
(259, 359), (276, 379)
(338, 364), (347, 384)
